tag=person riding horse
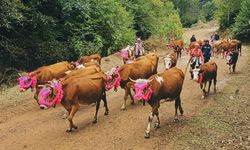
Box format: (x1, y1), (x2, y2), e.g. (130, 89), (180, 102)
(189, 43), (204, 80)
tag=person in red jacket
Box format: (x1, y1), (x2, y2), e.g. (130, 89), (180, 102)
(189, 43), (204, 79)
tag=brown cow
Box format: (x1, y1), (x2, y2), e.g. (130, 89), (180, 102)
(192, 61), (217, 99)
(63, 67), (100, 82)
(18, 61), (74, 94)
(106, 53), (159, 110)
(127, 67), (185, 138)
(120, 45), (135, 64)
(163, 53), (177, 70)
(213, 39), (241, 57)
(78, 54), (102, 65)
(37, 72), (108, 132)
(168, 39), (184, 59)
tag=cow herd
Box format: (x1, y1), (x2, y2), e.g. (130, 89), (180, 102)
(18, 40), (241, 138)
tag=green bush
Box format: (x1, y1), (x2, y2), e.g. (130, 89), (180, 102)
(232, 0), (250, 39)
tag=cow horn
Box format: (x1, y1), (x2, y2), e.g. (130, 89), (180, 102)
(129, 77), (136, 83)
(147, 79), (154, 83)
(38, 85), (45, 87)
(18, 73), (21, 76)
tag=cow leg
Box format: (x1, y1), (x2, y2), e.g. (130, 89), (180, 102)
(174, 96), (183, 120)
(93, 99), (101, 123)
(233, 64), (236, 72)
(121, 88), (129, 110)
(213, 77), (217, 93)
(144, 111), (155, 138)
(66, 103), (79, 132)
(202, 82), (207, 99)
(177, 96), (184, 116)
(128, 88), (135, 105)
(154, 111), (160, 129)
(102, 91), (109, 116)
(207, 80), (212, 95)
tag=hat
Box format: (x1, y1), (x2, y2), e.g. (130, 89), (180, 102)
(194, 43), (200, 46)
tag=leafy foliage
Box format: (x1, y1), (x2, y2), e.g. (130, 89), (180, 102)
(0, 0), (183, 72)
(213, 0), (243, 30)
(232, 0), (250, 39)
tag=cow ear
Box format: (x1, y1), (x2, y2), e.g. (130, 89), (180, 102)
(127, 82), (134, 89)
(199, 69), (204, 73)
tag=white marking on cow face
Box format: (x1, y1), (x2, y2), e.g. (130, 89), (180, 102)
(226, 55), (232, 64)
(155, 75), (164, 85)
(192, 68), (200, 82)
(76, 64), (85, 69)
(164, 57), (172, 70)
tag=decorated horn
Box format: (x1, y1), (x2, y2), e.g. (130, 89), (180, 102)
(147, 79), (154, 82)
(129, 77), (137, 82)
(38, 85), (45, 87)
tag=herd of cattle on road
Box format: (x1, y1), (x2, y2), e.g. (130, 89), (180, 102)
(17, 38), (242, 138)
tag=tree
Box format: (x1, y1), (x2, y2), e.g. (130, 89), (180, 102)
(232, 0), (250, 39)
(213, 0), (243, 30)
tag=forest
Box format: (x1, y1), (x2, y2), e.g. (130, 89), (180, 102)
(0, 0), (249, 72)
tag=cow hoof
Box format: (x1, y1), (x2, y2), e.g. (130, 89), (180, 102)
(62, 113), (68, 119)
(73, 125), (78, 130)
(92, 119), (97, 124)
(174, 117), (179, 122)
(201, 95), (205, 100)
(121, 105), (126, 110)
(144, 132), (150, 138)
(130, 101), (135, 105)
(154, 123), (160, 129)
(66, 129), (72, 132)
(104, 111), (109, 116)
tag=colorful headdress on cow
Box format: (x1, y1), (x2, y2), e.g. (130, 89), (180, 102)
(120, 49), (129, 59)
(38, 80), (63, 109)
(132, 79), (153, 102)
(18, 72), (37, 90)
(105, 67), (121, 91)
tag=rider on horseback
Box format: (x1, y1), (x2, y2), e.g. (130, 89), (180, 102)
(189, 43), (204, 80)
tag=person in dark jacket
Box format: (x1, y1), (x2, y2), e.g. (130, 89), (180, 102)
(190, 35), (196, 43)
(214, 32), (220, 40)
(202, 40), (212, 63)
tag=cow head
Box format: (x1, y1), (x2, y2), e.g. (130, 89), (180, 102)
(192, 68), (203, 83)
(37, 80), (63, 110)
(128, 78), (153, 102)
(225, 52), (233, 65)
(105, 67), (121, 91)
(18, 72), (37, 92)
(120, 49), (129, 59)
(164, 54), (175, 70)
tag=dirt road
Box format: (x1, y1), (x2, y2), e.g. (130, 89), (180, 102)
(0, 22), (248, 150)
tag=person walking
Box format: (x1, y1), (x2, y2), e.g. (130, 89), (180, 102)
(202, 40), (212, 63)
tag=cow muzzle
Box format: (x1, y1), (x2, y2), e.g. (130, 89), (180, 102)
(39, 104), (48, 110)
(19, 88), (27, 92)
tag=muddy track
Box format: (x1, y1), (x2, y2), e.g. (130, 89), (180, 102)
(0, 23), (248, 150)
